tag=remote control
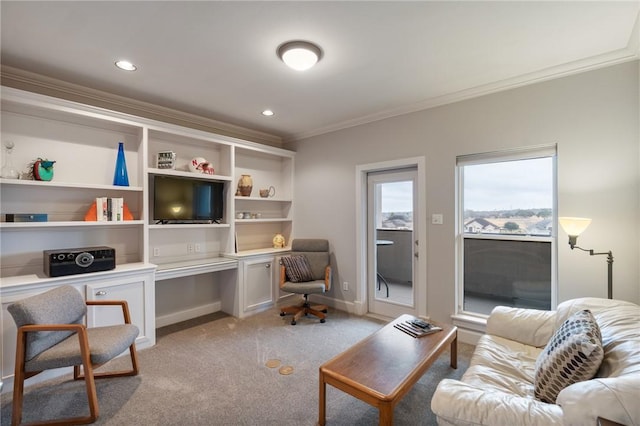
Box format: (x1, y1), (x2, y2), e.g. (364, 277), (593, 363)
(411, 319), (431, 329)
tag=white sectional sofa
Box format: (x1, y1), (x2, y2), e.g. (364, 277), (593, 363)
(431, 297), (640, 425)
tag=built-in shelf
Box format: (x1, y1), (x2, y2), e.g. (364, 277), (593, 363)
(147, 168), (232, 182)
(0, 262), (154, 291)
(226, 247), (292, 258)
(235, 219), (291, 224)
(148, 223), (230, 230)
(0, 178), (143, 192)
(234, 196), (292, 202)
(0, 220), (144, 229)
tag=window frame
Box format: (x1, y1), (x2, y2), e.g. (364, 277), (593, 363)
(455, 145), (558, 317)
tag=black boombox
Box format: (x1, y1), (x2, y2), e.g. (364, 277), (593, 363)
(44, 246), (116, 277)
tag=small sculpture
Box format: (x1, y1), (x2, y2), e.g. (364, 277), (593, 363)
(28, 158), (56, 181)
(273, 233), (286, 249)
(189, 157), (214, 175)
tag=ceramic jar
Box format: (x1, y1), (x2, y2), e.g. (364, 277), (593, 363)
(237, 174), (253, 196)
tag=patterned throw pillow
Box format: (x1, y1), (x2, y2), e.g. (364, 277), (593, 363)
(534, 309), (603, 403)
(281, 255), (314, 283)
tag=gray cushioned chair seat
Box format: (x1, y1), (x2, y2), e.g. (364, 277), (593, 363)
(280, 280), (327, 295)
(25, 324), (139, 372)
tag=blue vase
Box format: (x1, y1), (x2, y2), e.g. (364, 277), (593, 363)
(113, 142), (129, 186)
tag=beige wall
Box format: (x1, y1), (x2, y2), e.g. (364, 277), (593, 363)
(289, 60), (640, 325)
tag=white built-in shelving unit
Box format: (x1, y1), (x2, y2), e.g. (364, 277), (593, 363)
(0, 86), (295, 391)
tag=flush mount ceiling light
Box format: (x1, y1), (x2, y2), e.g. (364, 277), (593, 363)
(262, 109), (275, 117)
(115, 60), (137, 71)
(277, 41), (322, 71)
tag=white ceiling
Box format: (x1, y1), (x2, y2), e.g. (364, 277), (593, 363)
(1, 1), (639, 142)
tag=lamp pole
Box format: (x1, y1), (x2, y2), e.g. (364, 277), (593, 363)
(574, 246), (614, 299)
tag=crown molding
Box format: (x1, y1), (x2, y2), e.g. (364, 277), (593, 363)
(290, 47), (639, 143)
(0, 65), (283, 148)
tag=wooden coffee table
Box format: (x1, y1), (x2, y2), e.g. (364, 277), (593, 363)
(318, 314), (457, 425)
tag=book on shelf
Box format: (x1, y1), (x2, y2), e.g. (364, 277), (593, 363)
(394, 318), (442, 338)
(95, 197), (125, 221)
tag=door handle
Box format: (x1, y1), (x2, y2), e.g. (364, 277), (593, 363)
(265, 263), (271, 268)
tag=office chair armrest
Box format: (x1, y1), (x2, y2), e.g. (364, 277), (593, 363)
(324, 265), (332, 290)
(279, 264), (287, 288)
(86, 300), (133, 325)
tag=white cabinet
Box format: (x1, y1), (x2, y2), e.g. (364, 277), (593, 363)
(86, 266), (156, 348)
(242, 256), (275, 314)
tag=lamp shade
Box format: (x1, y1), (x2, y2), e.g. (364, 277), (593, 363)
(559, 217), (592, 236)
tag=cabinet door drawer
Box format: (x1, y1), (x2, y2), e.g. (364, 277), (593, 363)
(86, 271), (155, 348)
(243, 257), (274, 312)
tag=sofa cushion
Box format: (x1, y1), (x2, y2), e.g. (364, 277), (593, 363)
(281, 255), (314, 283)
(534, 309), (603, 403)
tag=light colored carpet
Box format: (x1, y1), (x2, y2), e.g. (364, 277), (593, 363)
(1, 307), (473, 425)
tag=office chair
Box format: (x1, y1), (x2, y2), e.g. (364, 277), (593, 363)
(279, 239), (332, 325)
(7, 285), (139, 425)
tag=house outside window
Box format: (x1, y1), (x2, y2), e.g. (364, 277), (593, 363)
(456, 146), (557, 316)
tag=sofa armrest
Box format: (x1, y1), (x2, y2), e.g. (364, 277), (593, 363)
(557, 376), (640, 426)
(486, 306), (556, 347)
(431, 379), (563, 425)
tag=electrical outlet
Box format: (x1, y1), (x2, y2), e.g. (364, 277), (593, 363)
(187, 243), (194, 253)
(153, 247), (160, 257)
(342, 281), (349, 291)
(195, 243), (202, 253)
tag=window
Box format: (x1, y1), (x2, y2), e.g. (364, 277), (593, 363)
(457, 146), (556, 315)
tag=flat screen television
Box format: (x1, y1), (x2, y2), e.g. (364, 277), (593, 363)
(153, 175), (224, 224)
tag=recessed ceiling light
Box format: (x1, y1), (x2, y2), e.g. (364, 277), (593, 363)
(262, 109), (275, 117)
(277, 41), (322, 71)
(115, 60), (137, 71)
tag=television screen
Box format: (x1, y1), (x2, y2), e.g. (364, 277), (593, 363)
(153, 175), (224, 224)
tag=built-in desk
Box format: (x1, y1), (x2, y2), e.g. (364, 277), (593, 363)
(154, 257), (238, 281)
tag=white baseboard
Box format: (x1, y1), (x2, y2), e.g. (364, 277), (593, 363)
(307, 293), (363, 315)
(155, 301), (222, 328)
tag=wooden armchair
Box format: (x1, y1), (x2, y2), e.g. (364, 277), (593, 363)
(7, 285), (139, 425)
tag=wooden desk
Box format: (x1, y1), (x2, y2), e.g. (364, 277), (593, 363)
(318, 314), (457, 425)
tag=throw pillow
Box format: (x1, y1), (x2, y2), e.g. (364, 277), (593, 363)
(534, 309), (604, 403)
(281, 255), (314, 283)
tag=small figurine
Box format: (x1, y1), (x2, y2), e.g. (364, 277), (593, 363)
(188, 157), (214, 175)
(28, 158), (56, 181)
(273, 233), (286, 249)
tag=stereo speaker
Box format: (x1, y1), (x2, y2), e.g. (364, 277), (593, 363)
(44, 246), (116, 277)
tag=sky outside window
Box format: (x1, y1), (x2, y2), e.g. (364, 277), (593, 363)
(464, 157), (553, 211)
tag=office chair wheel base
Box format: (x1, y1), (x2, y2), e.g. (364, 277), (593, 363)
(291, 320), (296, 325)
(320, 319), (326, 323)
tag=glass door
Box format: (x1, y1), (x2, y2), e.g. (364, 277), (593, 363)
(367, 168), (418, 318)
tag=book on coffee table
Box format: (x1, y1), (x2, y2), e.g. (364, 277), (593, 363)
(394, 318), (442, 338)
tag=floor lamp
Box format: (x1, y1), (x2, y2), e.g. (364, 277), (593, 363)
(559, 217), (613, 299)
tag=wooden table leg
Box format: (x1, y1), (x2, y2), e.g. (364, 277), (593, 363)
(379, 401), (393, 426)
(450, 335), (457, 369)
(318, 370), (326, 425)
